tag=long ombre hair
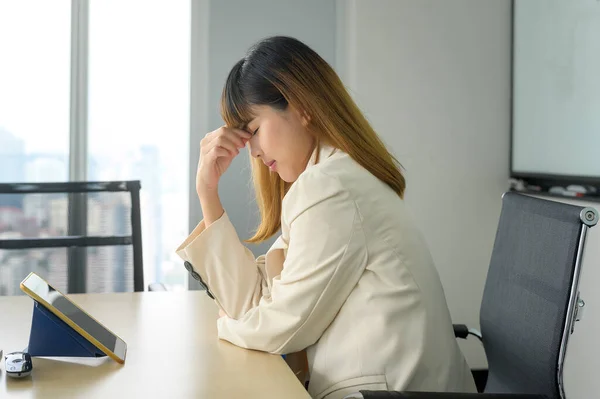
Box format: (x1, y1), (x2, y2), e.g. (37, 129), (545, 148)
(221, 36), (405, 243)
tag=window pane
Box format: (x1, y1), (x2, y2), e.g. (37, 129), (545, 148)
(0, 1), (71, 295)
(85, 191), (135, 293)
(0, 1), (70, 183)
(88, 0), (190, 289)
(0, 248), (69, 296)
(0, 192), (71, 295)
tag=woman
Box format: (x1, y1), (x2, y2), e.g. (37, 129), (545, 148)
(176, 36), (476, 398)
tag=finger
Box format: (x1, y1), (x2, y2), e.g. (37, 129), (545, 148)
(200, 146), (229, 166)
(232, 128), (253, 140)
(200, 133), (214, 155)
(215, 137), (240, 156)
(222, 128), (249, 147)
(205, 129), (247, 150)
(202, 133), (238, 156)
(210, 146), (231, 160)
(201, 130), (220, 150)
(223, 131), (247, 148)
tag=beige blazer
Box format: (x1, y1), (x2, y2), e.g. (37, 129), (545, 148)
(176, 146), (477, 399)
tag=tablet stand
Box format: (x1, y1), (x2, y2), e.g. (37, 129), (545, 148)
(26, 301), (106, 358)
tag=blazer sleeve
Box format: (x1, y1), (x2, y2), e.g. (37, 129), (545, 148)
(175, 212), (266, 319)
(217, 169), (368, 355)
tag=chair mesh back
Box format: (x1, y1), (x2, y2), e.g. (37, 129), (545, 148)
(480, 192), (585, 398)
(0, 189), (137, 295)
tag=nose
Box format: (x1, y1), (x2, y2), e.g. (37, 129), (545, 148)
(247, 136), (262, 159)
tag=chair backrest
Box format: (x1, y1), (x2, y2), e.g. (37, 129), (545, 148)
(0, 181), (144, 295)
(480, 192), (598, 399)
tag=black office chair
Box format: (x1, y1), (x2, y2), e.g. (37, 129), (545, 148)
(348, 192), (598, 399)
(0, 181), (144, 295)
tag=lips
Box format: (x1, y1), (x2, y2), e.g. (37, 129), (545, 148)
(264, 160), (276, 168)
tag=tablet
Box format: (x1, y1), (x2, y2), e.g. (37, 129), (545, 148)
(20, 272), (127, 364)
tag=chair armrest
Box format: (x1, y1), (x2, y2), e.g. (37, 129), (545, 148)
(148, 282), (168, 291)
(353, 392), (548, 399)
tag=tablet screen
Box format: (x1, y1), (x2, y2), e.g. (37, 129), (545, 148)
(20, 272), (127, 363)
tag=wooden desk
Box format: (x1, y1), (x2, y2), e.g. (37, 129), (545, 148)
(0, 291), (310, 398)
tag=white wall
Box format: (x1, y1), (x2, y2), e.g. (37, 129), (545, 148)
(337, 0), (512, 369)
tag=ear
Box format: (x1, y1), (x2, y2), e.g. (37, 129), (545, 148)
(298, 108), (311, 127)
(289, 104), (311, 127)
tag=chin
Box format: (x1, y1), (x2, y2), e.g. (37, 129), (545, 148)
(277, 170), (298, 183)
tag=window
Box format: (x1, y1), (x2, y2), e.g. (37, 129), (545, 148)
(0, 1), (71, 295)
(0, 0), (71, 183)
(0, 1), (190, 293)
(88, 0), (190, 288)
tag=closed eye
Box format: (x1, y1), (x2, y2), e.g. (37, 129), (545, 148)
(252, 127), (259, 136)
